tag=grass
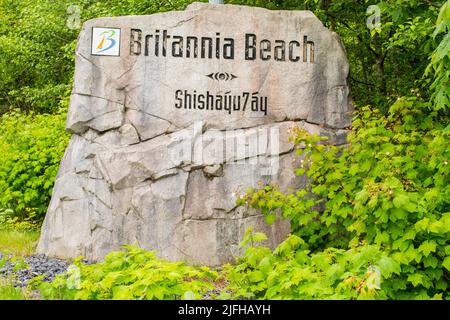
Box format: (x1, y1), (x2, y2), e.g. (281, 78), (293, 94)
(0, 229), (41, 300)
(0, 280), (27, 300)
(0, 229), (40, 256)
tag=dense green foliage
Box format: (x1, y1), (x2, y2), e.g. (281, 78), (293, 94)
(222, 230), (407, 299)
(0, 110), (69, 222)
(33, 245), (218, 300)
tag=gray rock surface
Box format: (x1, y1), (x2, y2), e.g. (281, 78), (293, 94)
(38, 2), (352, 266)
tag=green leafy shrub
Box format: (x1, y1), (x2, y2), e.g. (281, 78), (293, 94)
(0, 110), (69, 223)
(238, 101), (449, 299)
(0, 228), (39, 256)
(33, 246), (218, 300)
(221, 229), (430, 300)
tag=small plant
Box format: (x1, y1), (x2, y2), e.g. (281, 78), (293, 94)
(0, 109), (69, 224)
(0, 208), (40, 231)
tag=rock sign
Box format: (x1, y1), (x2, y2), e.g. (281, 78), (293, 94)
(37, 2), (352, 266)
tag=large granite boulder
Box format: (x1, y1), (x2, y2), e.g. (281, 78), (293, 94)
(37, 2), (352, 266)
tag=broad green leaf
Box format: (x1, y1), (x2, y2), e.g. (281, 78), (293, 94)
(377, 256), (401, 277)
(442, 257), (450, 271)
(407, 274), (424, 287)
(418, 240), (437, 257)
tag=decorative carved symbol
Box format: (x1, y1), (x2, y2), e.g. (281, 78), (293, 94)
(207, 72), (237, 81)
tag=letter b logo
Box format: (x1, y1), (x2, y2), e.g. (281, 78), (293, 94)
(91, 27), (121, 56)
